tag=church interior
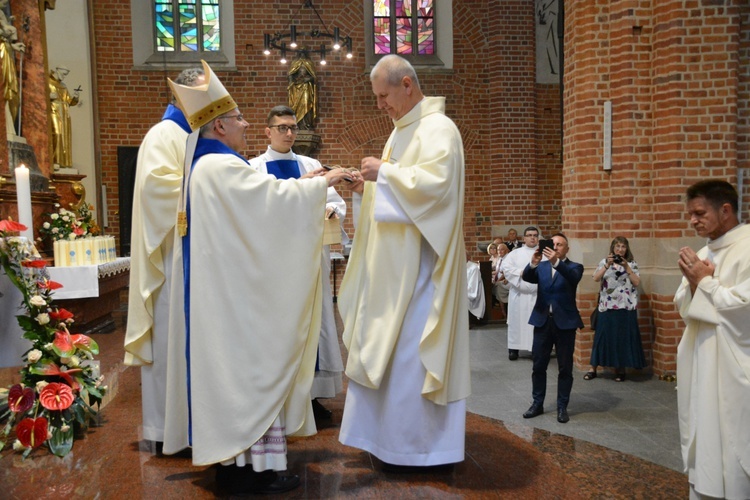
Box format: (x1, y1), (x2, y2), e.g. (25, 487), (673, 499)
(0, 0), (748, 496)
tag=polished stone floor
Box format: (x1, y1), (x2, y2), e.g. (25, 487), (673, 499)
(0, 307), (688, 498)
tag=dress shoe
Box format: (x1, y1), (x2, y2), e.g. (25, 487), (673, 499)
(254, 474), (300, 494)
(508, 349), (519, 361)
(312, 398), (332, 420)
(557, 407), (570, 423)
(523, 403), (544, 418)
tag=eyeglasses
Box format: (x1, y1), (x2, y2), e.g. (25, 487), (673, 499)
(218, 113), (244, 122)
(269, 124), (299, 134)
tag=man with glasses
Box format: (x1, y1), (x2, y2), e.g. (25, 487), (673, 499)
(500, 226), (540, 360)
(249, 105), (346, 421)
(163, 62), (354, 495)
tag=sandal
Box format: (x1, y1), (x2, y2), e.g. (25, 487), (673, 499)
(583, 371), (597, 380)
(614, 373), (626, 382)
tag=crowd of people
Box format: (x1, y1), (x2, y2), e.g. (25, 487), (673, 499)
(123, 54), (749, 498)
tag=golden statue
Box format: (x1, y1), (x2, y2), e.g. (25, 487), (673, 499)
(287, 56), (317, 130)
(0, 0), (25, 137)
(48, 66), (80, 168)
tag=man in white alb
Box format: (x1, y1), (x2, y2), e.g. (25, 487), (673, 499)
(338, 54), (471, 471)
(500, 226), (539, 360)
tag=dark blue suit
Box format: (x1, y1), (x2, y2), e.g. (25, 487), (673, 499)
(522, 258), (584, 410)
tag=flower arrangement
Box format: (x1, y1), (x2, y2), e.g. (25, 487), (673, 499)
(0, 219), (106, 458)
(38, 202), (101, 243)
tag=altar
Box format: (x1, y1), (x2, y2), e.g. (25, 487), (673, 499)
(47, 257), (130, 335)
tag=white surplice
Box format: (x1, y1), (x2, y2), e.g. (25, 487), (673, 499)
(500, 245), (538, 351)
(675, 223), (750, 500)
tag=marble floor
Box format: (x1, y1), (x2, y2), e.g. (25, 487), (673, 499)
(0, 306), (688, 499)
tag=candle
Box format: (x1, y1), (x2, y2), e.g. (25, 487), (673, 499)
(14, 164), (34, 241)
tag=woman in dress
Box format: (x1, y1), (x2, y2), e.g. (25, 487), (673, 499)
(585, 236), (646, 382)
(489, 243), (509, 317)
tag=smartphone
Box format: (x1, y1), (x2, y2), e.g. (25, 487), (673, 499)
(538, 239), (555, 253)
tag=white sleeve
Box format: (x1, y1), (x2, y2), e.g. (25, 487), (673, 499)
(373, 173), (413, 224)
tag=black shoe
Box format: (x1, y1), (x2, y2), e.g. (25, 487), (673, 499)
(557, 407), (570, 423)
(255, 474), (301, 494)
(508, 349), (519, 361)
(382, 462), (455, 474)
(523, 403), (544, 418)
(312, 399), (333, 420)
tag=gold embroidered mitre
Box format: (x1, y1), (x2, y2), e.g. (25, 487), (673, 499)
(168, 59), (237, 131)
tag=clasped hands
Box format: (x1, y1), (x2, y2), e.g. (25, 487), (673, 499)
(678, 246), (714, 288)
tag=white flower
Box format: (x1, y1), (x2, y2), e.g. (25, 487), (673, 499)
(54, 203), (60, 208)
(44, 343), (53, 350)
(51, 213), (59, 220)
(36, 380), (49, 392)
(60, 358), (70, 366)
(61, 424), (70, 433)
(28, 349), (43, 363)
(52, 227), (59, 234)
(43, 222), (51, 229)
(29, 295), (46, 307)
(67, 233), (76, 241)
(68, 355), (80, 367)
(36, 313), (50, 325)
(62, 215), (70, 222)
(12, 440), (25, 451)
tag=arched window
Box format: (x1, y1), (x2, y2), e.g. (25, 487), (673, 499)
(365, 0), (453, 68)
(131, 0), (236, 68)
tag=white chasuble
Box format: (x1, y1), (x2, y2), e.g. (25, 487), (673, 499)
(675, 223), (750, 500)
(338, 97), (470, 465)
(163, 149), (328, 466)
(124, 107), (190, 442)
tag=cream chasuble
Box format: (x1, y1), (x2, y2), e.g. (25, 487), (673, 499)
(162, 148), (328, 466)
(339, 96), (470, 407)
(675, 223), (750, 500)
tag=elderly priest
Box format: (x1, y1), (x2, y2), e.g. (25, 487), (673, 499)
(162, 60), (353, 495)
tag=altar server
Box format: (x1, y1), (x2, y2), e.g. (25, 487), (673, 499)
(249, 105), (345, 420)
(124, 67), (204, 450)
(162, 61), (353, 495)
(338, 54), (470, 470)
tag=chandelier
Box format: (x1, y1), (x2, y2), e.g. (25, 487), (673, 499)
(262, 0), (353, 65)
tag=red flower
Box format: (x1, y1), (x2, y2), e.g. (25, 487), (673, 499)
(29, 360), (83, 390)
(21, 259), (47, 268)
(38, 280), (64, 290)
(53, 329), (99, 357)
(8, 384), (35, 413)
(50, 308), (74, 322)
(16, 417), (48, 448)
(39, 383), (75, 411)
(0, 219), (27, 233)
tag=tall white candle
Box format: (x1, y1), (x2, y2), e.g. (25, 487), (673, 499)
(14, 164), (34, 241)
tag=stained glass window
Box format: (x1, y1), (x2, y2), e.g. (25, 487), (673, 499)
(155, 0), (221, 53)
(373, 0), (434, 56)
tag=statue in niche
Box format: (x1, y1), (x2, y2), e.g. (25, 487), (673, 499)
(0, 0), (25, 139)
(48, 66), (81, 168)
(287, 56), (317, 130)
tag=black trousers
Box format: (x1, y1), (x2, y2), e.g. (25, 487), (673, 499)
(531, 316), (576, 409)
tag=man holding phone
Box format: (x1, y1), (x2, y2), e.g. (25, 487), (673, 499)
(521, 233), (584, 423)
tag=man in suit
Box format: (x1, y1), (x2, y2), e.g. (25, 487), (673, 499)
(520, 233), (584, 423)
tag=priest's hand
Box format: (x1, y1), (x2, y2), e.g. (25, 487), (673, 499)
(361, 157), (383, 181)
(300, 168), (326, 180)
(325, 206), (339, 219)
(324, 168), (353, 186)
(678, 246), (714, 293)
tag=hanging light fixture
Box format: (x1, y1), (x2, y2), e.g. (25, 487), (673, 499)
(262, 0), (353, 65)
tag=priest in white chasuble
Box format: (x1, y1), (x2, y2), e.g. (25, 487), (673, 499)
(338, 54), (471, 470)
(162, 61), (354, 495)
(675, 180), (750, 500)
(124, 67), (205, 450)
(249, 105), (346, 420)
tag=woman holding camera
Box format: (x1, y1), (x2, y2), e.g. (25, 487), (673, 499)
(584, 236), (646, 382)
